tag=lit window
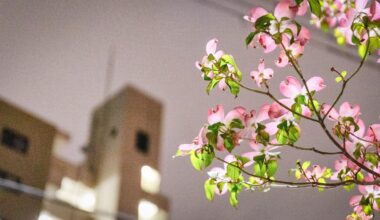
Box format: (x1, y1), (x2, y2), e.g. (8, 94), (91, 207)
(56, 177), (96, 212)
(140, 165), (161, 194)
(38, 211), (60, 220)
(138, 200), (158, 220)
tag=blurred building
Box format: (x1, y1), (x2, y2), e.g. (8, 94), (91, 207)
(41, 85), (169, 220)
(0, 98), (65, 220)
(87, 86), (169, 220)
(0, 86), (169, 220)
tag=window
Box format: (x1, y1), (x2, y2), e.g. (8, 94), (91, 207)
(1, 128), (29, 154)
(135, 131), (149, 154)
(138, 200), (158, 220)
(140, 165), (161, 194)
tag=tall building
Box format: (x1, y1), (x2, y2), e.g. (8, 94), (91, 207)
(0, 98), (65, 220)
(0, 85), (169, 220)
(87, 86), (169, 220)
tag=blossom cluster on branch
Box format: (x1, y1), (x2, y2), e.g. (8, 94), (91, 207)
(176, 0), (380, 219)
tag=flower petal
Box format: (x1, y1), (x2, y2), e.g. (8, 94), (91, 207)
(321, 104), (339, 121)
(305, 76), (326, 92)
(206, 38), (218, 54)
(279, 76), (302, 98)
(244, 7), (268, 23)
(274, 0), (296, 19)
(208, 105), (225, 125)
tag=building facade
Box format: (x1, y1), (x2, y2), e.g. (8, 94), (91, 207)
(0, 98), (59, 220)
(87, 86), (169, 220)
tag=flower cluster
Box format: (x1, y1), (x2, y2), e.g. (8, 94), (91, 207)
(244, 0), (312, 67)
(178, 0), (380, 219)
(311, 0), (380, 59)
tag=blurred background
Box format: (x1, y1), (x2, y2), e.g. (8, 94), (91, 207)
(0, 0), (379, 219)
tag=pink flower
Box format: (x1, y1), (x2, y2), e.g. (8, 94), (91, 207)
(275, 36), (305, 67)
(195, 38), (225, 79)
(321, 102), (361, 122)
(273, 0), (307, 19)
(250, 59), (274, 87)
(178, 126), (207, 155)
(208, 105), (246, 126)
(368, 124), (380, 142)
(255, 33), (277, 53)
(244, 7), (268, 23)
(207, 105), (247, 151)
(304, 165), (326, 180)
(271, 76), (326, 117)
(370, 0), (380, 21)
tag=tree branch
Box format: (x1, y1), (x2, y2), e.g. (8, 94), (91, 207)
(215, 156), (380, 187)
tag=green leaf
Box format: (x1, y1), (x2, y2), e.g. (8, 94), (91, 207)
(225, 78), (240, 97)
(288, 125), (300, 143)
(267, 160), (278, 177)
(227, 162), (241, 181)
(208, 122), (223, 132)
(175, 149), (184, 157)
(190, 149), (214, 171)
(351, 34), (361, 46)
(294, 95), (306, 105)
(335, 76), (343, 83)
(368, 36), (380, 53)
(342, 117), (360, 132)
(230, 119), (245, 129)
(277, 120), (288, 130)
(358, 44), (367, 58)
(356, 171), (364, 182)
(363, 204), (373, 215)
(253, 154), (265, 165)
(307, 0), (322, 18)
(206, 131), (218, 148)
(276, 129), (288, 145)
(294, 21), (302, 35)
(245, 31), (259, 46)
(318, 178), (326, 192)
(217, 182), (225, 194)
(221, 54), (242, 81)
(272, 33), (282, 44)
(253, 155), (266, 177)
(229, 190), (238, 207)
(235, 155), (250, 166)
(353, 144), (362, 159)
(323, 168), (332, 178)
(204, 179), (215, 201)
(365, 153), (379, 167)
(343, 183), (355, 191)
(295, 170), (301, 179)
(341, 71), (347, 77)
(255, 14), (275, 31)
(335, 71), (347, 83)
(207, 53), (216, 61)
(206, 78), (221, 94)
(253, 162), (267, 177)
(295, 0), (304, 5)
(223, 134), (235, 153)
(256, 130), (270, 146)
(291, 103), (302, 120)
(302, 161), (311, 170)
(375, 198), (380, 212)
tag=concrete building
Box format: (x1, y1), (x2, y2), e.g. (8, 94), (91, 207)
(0, 86), (169, 220)
(40, 85), (169, 220)
(0, 98), (64, 220)
(87, 86), (169, 220)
